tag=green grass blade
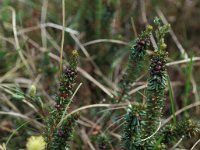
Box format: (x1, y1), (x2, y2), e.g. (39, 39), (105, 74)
(167, 74), (176, 125)
(6, 121), (29, 146)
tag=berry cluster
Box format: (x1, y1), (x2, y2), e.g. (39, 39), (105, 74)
(54, 67), (78, 108)
(63, 68), (77, 80)
(59, 68), (77, 98)
(131, 37), (150, 58)
(148, 51), (168, 91)
(136, 37), (150, 50)
(150, 58), (166, 76)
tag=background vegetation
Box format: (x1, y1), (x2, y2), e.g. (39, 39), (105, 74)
(0, 0), (200, 149)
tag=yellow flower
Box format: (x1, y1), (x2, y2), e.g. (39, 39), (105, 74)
(26, 136), (46, 150)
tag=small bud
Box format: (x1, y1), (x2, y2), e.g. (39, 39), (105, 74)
(72, 49), (78, 58)
(161, 43), (167, 50)
(146, 25), (153, 32)
(29, 85), (36, 97)
(160, 38), (167, 50)
(166, 24), (171, 31)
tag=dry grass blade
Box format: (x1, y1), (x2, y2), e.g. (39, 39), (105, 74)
(0, 111), (44, 128)
(139, 121), (162, 142)
(129, 84), (147, 95)
(41, 0), (48, 49)
(170, 137), (183, 150)
(166, 57), (200, 66)
(70, 33), (116, 90)
(162, 102), (200, 127)
(59, 0), (66, 78)
(4, 6), (32, 74)
(80, 129), (96, 150)
(83, 39), (128, 46)
(57, 104), (112, 127)
(77, 67), (114, 98)
(17, 22), (79, 35)
(190, 138), (200, 150)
